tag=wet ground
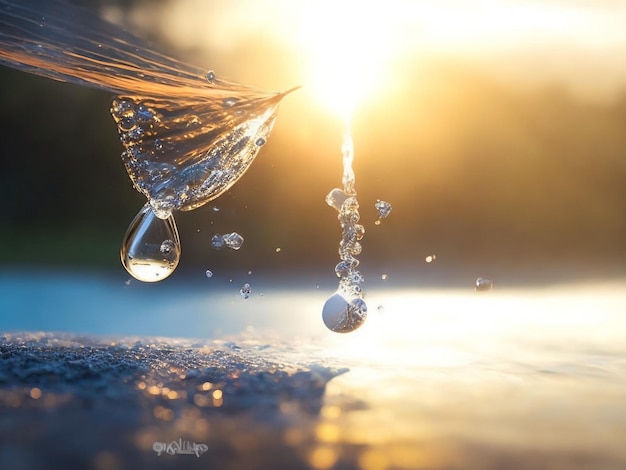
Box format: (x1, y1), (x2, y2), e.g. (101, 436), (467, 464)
(1, 271), (626, 469)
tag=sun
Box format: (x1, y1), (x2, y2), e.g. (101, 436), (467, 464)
(294, 1), (396, 117)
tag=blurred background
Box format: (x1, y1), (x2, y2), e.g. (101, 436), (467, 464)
(2, 0), (626, 285)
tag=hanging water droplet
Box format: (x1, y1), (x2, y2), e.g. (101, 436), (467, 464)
(255, 137), (266, 146)
(121, 204), (180, 282)
(206, 70), (216, 83)
(322, 292), (367, 333)
(240, 283), (252, 299)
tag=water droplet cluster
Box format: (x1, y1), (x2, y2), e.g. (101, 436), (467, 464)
(211, 232), (244, 250)
(322, 124), (367, 333)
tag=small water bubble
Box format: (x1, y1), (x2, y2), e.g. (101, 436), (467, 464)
(354, 224), (365, 241)
(377, 305), (384, 312)
(349, 297), (368, 317)
(475, 277), (493, 292)
(381, 274), (388, 280)
(325, 188), (348, 211)
(224, 232), (244, 250)
(154, 139), (163, 151)
(160, 239), (175, 255)
(375, 199), (392, 222)
(206, 70), (216, 83)
(335, 261), (351, 278)
(248, 271), (252, 275)
(425, 255), (436, 263)
(275, 247), (281, 253)
(205, 270), (213, 278)
(212, 206), (220, 212)
(223, 97), (238, 108)
(240, 283), (252, 299)
(211, 234), (225, 250)
(255, 137), (266, 146)
(125, 279), (132, 286)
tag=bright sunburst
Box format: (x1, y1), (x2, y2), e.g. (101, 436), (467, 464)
(294, 1), (395, 116)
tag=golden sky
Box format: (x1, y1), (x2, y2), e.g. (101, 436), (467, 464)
(110, 0), (626, 112)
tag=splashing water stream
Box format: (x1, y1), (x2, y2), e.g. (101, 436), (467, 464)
(322, 117), (368, 333)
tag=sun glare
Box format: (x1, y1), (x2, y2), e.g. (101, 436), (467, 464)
(143, 0), (626, 115)
(294, 1), (395, 117)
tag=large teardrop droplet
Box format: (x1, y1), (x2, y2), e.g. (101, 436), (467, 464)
(121, 204), (181, 282)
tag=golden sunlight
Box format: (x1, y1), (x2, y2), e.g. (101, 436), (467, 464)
(293, 1), (396, 116)
(135, 0), (626, 114)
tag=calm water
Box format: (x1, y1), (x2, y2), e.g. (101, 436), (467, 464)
(1, 269), (625, 469)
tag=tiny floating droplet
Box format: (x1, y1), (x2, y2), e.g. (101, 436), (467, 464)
(425, 255), (436, 263)
(212, 206), (220, 212)
(223, 97), (238, 108)
(211, 234), (225, 250)
(224, 232), (244, 250)
(322, 292), (367, 333)
(375, 199), (392, 223)
(381, 274), (388, 280)
(275, 247), (281, 253)
(205, 270), (213, 278)
(475, 277), (493, 292)
(240, 283), (252, 299)
(121, 204), (180, 282)
(206, 70), (216, 83)
(255, 137), (266, 147)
